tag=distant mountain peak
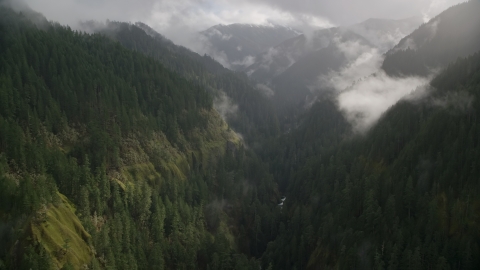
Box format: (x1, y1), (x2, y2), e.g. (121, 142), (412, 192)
(346, 16), (423, 53)
(199, 23), (301, 70)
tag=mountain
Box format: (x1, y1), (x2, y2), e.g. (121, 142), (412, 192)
(80, 20), (281, 143)
(0, 6), (281, 269)
(382, 0), (480, 76)
(254, 4), (480, 269)
(3, 1), (480, 270)
(243, 16), (423, 113)
(245, 28), (336, 84)
(81, 21), (228, 75)
(245, 16), (422, 85)
(200, 23), (300, 70)
(261, 49), (480, 270)
(347, 16), (423, 53)
(246, 27), (374, 112)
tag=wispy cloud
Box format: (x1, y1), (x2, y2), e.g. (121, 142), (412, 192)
(255, 84), (275, 98)
(422, 0), (460, 22)
(317, 39), (431, 132)
(337, 71), (429, 132)
(214, 91), (239, 121)
(232, 55), (256, 68)
(20, 0), (462, 54)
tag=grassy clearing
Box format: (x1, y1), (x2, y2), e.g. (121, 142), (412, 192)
(30, 194), (92, 269)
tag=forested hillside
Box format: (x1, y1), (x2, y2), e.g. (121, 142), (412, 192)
(1, 0), (480, 270)
(0, 7), (281, 269)
(243, 26), (377, 127)
(260, 51), (480, 269)
(382, 0), (480, 77)
(85, 21), (280, 143)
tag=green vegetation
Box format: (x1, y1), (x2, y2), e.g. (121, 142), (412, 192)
(91, 21), (280, 142)
(0, 6), (279, 269)
(30, 194), (92, 269)
(260, 52), (480, 269)
(1, 1), (480, 269)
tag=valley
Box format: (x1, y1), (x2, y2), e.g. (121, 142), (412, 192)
(0, 0), (479, 269)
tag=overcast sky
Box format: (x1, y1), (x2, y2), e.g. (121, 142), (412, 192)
(22, 0), (465, 47)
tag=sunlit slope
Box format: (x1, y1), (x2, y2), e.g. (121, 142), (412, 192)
(29, 194), (92, 269)
(0, 5), (278, 269)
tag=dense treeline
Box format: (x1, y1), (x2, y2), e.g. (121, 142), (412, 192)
(261, 97), (351, 191)
(0, 8), (213, 168)
(2, 2), (480, 270)
(90, 21), (280, 142)
(261, 52), (480, 269)
(0, 7), (281, 269)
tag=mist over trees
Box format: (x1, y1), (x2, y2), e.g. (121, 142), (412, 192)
(1, 0), (480, 270)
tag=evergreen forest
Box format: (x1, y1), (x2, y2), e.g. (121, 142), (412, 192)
(1, 1), (480, 269)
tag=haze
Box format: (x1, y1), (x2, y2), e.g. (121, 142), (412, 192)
(12, 0), (468, 132)
(21, 0), (463, 48)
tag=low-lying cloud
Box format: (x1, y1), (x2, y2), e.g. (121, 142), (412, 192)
(431, 91), (474, 112)
(347, 17), (424, 53)
(337, 72), (429, 132)
(16, 0), (464, 76)
(318, 39), (430, 132)
(206, 28), (233, 40)
(247, 0), (463, 25)
(395, 18), (440, 52)
(194, 35), (233, 68)
(232, 55), (256, 68)
(318, 37), (383, 91)
(214, 91), (239, 121)
(255, 84), (275, 97)
(20, 0), (331, 51)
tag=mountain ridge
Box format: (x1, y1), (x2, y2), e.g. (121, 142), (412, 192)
(382, 0), (480, 76)
(200, 23), (301, 70)
(1, 1), (480, 270)
(0, 7), (280, 269)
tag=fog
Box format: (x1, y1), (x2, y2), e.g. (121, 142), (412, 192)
(214, 91), (239, 121)
(8, 0), (465, 133)
(430, 91), (474, 112)
(255, 84), (275, 98)
(337, 72), (430, 132)
(17, 0), (463, 52)
(318, 38), (431, 132)
(394, 18), (441, 52)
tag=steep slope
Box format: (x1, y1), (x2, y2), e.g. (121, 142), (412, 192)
(200, 23), (300, 70)
(245, 16), (423, 114)
(81, 21), (228, 75)
(85, 21), (280, 142)
(0, 6), (281, 269)
(243, 16), (421, 116)
(245, 27), (338, 84)
(246, 15), (422, 87)
(347, 16), (423, 52)
(246, 27), (374, 111)
(28, 194), (92, 269)
(261, 51), (480, 269)
(270, 44), (346, 109)
(382, 0), (480, 76)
